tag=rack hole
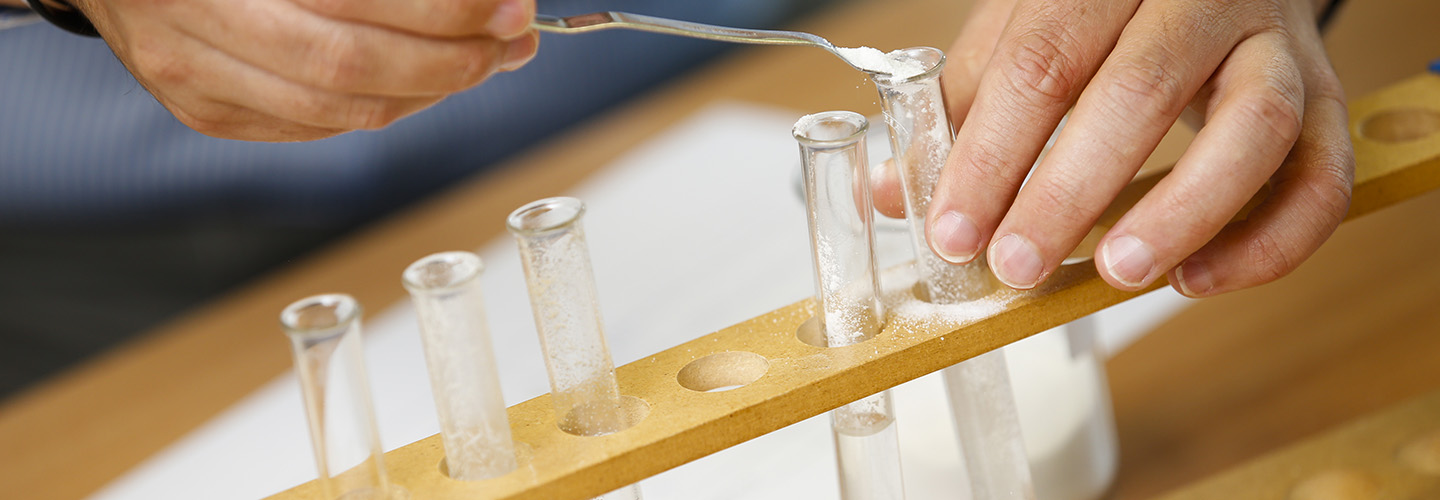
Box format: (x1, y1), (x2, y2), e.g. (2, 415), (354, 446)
(906, 268), (1000, 304)
(796, 315), (884, 347)
(438, 442), (532, 481)
(1360, 108), (1440, 143)
(677, 351), (768, 392)
(796, 317), (826, 347)
(557, 396), (650, 437)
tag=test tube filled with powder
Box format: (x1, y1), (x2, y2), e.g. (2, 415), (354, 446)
(281, 294), (406, 500)
(794, 111), (905, 500)
(872, 47), (1036, 500)
(403, 251), (517, 481)
(507, 197), (643, 500)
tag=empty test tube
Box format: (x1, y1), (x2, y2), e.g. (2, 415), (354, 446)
(507, 197), (643, 500)
(281, 294), (405, 500)
(403, 251), (517, 481)
(873, 47), (1036, 500)
(795, 111), (905, 500)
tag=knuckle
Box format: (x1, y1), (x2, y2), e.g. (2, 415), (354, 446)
(1237, 83), (1303, 144)
(346, 99), (404, 130)
(1150, 181), (1215, 233)
(1029, 173), (1094, 227)
(456, 43), (499, 86)
(297, 0), (348, 17)
(130, 45), (190, 87)
(1233, 0), (1286, 34)
(1140, 168), (1239, 240)
(958, 139), (1019, 193)
(1245, 230), (1295, 284)
(1254, 5), (1287, 34)
(171, 105), (231, 137)
(177, 113), (225, 136)
(1001, 26), (1082, 103)
(1309, 72), (1347, 105)
(1300, 150), (1355, 223)
(1176, 3), (1224, 32)
(1103, 57), (1187, 120)
(308, 31), (371, 90)
(426, 0), (481, 30)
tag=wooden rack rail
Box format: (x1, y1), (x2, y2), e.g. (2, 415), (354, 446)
(267, 73), (1440, 500)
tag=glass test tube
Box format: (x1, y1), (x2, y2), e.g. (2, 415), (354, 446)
(872, 47), (1035, 500)
(1007, 116), (1118, 500)
(403, 251), (518, 481)
(1007, 316), (1119, 500)
(282, 294), (405, 500)
(507, 197), (643, 500)
(874, 48), (999, 304)
(795, 111), (905, 500)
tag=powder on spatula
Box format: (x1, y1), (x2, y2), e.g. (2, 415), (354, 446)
(834, 46), (927, 79)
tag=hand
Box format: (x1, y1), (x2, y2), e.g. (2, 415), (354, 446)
(916, 0), (1354, 297)
(70, 0), (539, 141)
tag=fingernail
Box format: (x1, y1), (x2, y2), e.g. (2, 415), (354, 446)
(1101, 235), (1156, 288)
(990, 234), (1044, 289)
(929, 211), (980, 263)
(499, 33), (537, 71)
(1175, 260), (1213, 297)
(486, 0), (531, 39)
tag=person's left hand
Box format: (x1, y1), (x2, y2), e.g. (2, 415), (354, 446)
(900, 0), (1355, 298)
(67, 0), (538, 142)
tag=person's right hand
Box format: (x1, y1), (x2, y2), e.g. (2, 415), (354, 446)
(878, 0), (1353, 300)
(70, 0), (538, 141)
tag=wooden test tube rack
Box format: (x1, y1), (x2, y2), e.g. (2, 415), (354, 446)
(1156, 388), (1440, 499)
(266, 73), (1440, 500)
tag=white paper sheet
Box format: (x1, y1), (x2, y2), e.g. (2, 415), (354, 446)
(87, 102), (1189, 500)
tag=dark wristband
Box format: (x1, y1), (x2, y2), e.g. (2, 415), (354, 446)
(1317, 0), (1347, 33)
(23, 0), (98, 37)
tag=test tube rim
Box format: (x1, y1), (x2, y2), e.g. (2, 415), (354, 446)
(793, 110), (869, 149)
(279, 293), (362, 342)
(870, 46), (945, 86)
(506, 196), (587, 237)
(402, 251), (486, 295)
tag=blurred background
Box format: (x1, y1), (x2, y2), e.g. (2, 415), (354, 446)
(3, 0), (1440, 499)
(0, 0), (831, 398)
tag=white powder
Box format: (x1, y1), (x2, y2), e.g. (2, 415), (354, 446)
(834, 46), (928, 79)
(876, 263), (1013, 333)
(793, 113), (825, 137)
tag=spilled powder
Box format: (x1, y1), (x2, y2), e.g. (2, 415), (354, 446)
(834, 46), (927, 79)
(877, 262), (1014, 334)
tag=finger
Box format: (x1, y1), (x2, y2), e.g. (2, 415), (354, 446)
(163, 96), (348, 141)
(292, 0), (534, 39)
(925, 0), (1140, 274)
(139, 29), (442, 131)
(871, 159), (907, 219)
(221, 58), (443, 131)
(942, 0), (1017, 126)
(1099, 33), (1310, 291)
(497, 29), (540, 72)
(1167, 75), (1352, 297)
(180, 0), (523, 96)
(118, 28), (360, 140)
(988, 0), (1244, 289)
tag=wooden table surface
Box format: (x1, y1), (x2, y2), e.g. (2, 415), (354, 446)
(2, 1), (1437, 499)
